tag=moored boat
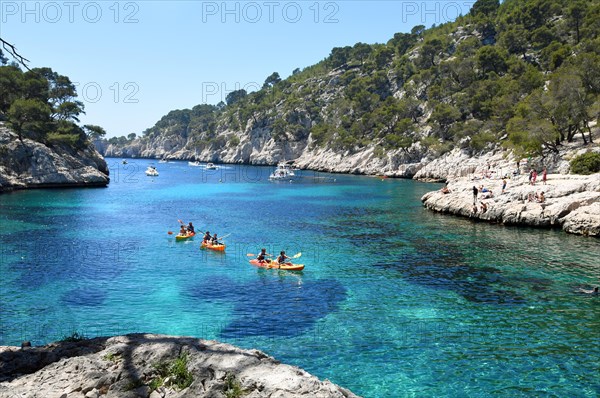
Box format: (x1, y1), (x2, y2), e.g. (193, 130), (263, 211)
(188, 161), (201, 166)
(269, 162), (296, 181)
(145, 166), (159, 176)
(206, 162), (218, 170)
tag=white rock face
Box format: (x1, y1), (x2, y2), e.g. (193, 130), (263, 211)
(0, 123), (109, 191)
(421, 172), (600, 236)
(0, 334), (359, 398)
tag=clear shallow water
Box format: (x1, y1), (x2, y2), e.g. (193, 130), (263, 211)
(1, 158), (598, 397)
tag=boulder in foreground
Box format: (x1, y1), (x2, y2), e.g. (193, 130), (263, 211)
(0, 333), (360, 398)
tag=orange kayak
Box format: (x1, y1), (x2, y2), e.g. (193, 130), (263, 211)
(201, 241), (226, 251)
(175, 232), (195, 241)
(249, 259), (304, 271)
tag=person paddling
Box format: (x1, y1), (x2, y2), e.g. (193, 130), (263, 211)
(202, 231), (211, 243)
(275, 251), (290, 264)
(256, 248), (271, 263)
(187, 222), (195, 234)
(178, 225), (188, 236)
(211, 233), (222, 246)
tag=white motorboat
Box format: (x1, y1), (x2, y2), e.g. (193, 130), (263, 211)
(269, 162), (296, 181)
(188, 161), (201, 166)
(145, 166), (159, 176)
(206, 162), (218, 170)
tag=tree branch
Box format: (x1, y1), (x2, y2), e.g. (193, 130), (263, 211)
(0, 37), (31, 71)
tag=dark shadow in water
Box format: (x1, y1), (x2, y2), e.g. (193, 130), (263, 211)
(62, 287), (107, 307)
(373, 254), (526, 305)
(186, 275), (346, 339)
(8, 229), (137, 290)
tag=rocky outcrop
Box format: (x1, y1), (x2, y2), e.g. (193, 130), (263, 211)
(0, 123), (109, 192)
(421, 172), (600, 236)
(0, 333), (359, 398)
(102, 130), (429, 177)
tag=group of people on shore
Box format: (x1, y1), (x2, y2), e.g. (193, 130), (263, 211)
(528, 167), (547, 186)
(471, 185), (490, 215)
(527, 191), (546, 203)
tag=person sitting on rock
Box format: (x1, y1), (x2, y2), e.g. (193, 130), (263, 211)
(537, 192), (545, 203)
(471, 204), (478, 216)
(480, 202), (488, 213)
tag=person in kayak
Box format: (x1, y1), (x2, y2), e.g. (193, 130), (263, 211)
(275, 251), (290, 264)
(211, 233), (222, 245)
(202, 231), (211, 243)
(187, 222), (195, 234)
(257, 248), (271, 263)
(178, 225), (188, 236)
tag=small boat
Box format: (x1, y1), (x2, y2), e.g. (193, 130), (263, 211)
(175, 232), (195, 241)
(145, 166), (159, 176)
(188, 161), (201, 166)
(249, 259), (304, 271)
(158, 158), (169, 163)
(122, 160), (128, 164)
(201, 241), (225, 251)
(269, 162), (296, 181)
(206, 162), (218, 170)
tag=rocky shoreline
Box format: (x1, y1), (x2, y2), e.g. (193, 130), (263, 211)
(421, 172), (600, 237)
(0, 334), (359, 398)
(0, 123), (109, 192)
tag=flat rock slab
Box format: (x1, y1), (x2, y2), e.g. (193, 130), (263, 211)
(422, 173), (600, 236)
(0, 334), (359, 398)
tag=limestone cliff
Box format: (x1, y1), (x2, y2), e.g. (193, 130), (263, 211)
(0, 123), (109, 192)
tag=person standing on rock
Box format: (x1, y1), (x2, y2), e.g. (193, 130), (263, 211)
(472, 186), (478, 204)
(532, 169), (538, 185)
(501, 178), (507, 194)
(542, 168), (547, 185)
(528, 169), (533, 185)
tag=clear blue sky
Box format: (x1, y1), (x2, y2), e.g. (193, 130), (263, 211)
(1, 1), (474, 137)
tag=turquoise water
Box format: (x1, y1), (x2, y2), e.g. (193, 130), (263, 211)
(1, 158), (598, 397)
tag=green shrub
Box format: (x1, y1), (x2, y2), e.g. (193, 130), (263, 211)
(60, 331), (87, 342)
(150, 352), (193, 391)
(228, 135), (240, 147)
(224, 373), (245, 398)
(470, 132), (496, 151)
(570, 152), (600, 175)
(47, 133), (80, 147)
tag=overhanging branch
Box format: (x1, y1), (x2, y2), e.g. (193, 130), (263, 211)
(0, 37), (31, 71)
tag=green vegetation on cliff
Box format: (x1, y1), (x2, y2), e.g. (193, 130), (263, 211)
(110, 0), (599, 160)
(0, 51), (105, 149)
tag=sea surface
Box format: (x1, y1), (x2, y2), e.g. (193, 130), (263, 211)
(1, 159), (598, 397)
